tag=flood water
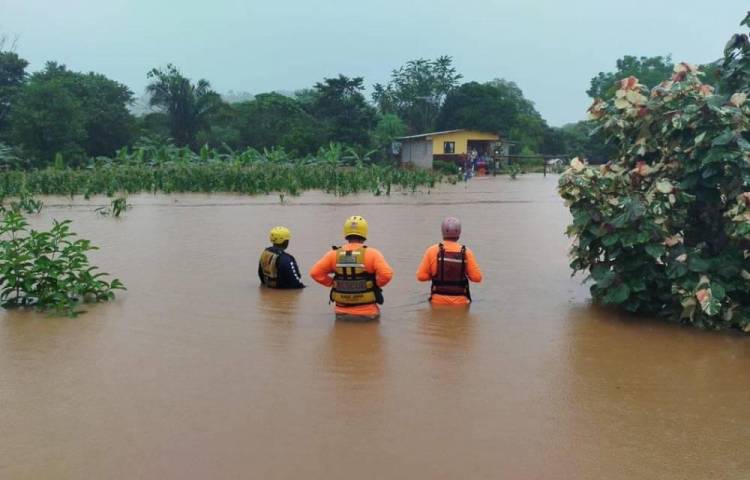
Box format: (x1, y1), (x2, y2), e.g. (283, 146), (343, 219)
(1, 174), (748, 479)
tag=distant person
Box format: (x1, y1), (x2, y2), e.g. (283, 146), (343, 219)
(258, 226), (305, 289)
(416, 217), (482, 305)
(309, 215), (393, 321)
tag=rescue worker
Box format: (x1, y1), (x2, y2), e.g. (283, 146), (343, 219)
(416, 217), (482, 305)
(309, 215), (393, 321)
(258, 226), (305, 289)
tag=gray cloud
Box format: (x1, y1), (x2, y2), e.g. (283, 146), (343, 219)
(2, 0), (747, 125)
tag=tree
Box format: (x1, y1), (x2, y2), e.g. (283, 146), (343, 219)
(0, 37), (29, 138)
(587, 55), (674, 99)
(540, 126), (567, 155)
(146, 64), (221, 148)
(196, 101), (242, 150)
(309, 75), (376, 147)
(234, 92), (322, 154)
(558, 121), (617, 163)
(9, 62), (134, 165)
(719, 16), (750, 94)
(436, 79), (547, 153)
(373, 56), (462, 133)
(373, 113), (406, 158)
(10, 76), (86, 164)
(560, 14), (750, 331)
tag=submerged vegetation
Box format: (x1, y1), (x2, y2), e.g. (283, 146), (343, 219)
(0, 143), (444, 198)
(96, 197), (129, 217)
(0, 211), (124, 315)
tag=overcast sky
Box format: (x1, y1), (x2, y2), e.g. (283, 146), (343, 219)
(2, 0), (748, 126)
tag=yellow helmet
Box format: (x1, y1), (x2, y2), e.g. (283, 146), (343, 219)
(343, 215), (368, 239)
(269, 226), (291, 244)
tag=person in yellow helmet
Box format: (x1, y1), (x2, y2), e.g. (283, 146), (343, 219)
(309, 215), (393, 321)
(258, 226), (305, 289)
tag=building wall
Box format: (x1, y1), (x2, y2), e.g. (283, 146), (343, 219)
(401, 140), (433, 169)
(431, 131), (500, 155)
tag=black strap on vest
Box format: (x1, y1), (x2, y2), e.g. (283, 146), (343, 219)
(329, 245), (383, 305)
(431, 243), (472, 301)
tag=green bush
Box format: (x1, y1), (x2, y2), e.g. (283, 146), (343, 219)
(559, 14), (750, 331)
(0, 211), (124, 315)
(433, 159), (459, 175)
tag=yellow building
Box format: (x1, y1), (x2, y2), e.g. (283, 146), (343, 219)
(397, 129), (501, 169)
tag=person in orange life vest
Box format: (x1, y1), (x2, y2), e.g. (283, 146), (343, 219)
(416, 217), (482, 305)
(309, 215), (393, 321)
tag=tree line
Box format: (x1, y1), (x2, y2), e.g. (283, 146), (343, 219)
(0, 36), (692, 168)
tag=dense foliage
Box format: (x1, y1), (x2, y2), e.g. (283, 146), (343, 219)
(0, 42), (28, 136)
(436, 79), (550, 154)
(0, 210), (124, 315)
(587, 55), (675, 99)
(559, 14), (750, 331)
(558, 121), (617, 164)
(0, 46), (581, 167)
(372, 56), (462, 133)
(308, 75), (377, 147)
(230, 92), (322, 154)
(146, 64), (221, 149)
(1, 43), (703, 170)
(9, 62), (135, 165)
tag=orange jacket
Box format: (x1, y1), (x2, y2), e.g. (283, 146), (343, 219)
(416, 241), (482, 305)
(310, 242), (393, 316)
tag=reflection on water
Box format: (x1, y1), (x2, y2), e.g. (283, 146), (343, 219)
(323, 320), (384, 381)
(319, 321), (386, 413)
(1, 176), (748, 479)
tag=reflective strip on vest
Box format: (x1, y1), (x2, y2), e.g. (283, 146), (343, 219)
(330, 247), (378, 306)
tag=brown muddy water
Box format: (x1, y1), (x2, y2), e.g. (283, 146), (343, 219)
(0, 174), (748, 479)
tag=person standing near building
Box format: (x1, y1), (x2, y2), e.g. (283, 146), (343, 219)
(470, 148), (479, 174)
(258, 226), (305, 289)
(416, 217), (482, 305)
(309, 215), (393, 321)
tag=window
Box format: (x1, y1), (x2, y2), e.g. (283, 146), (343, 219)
(443, 141), (455, 154)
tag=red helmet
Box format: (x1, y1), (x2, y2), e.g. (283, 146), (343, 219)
(441, 217), (461, 239)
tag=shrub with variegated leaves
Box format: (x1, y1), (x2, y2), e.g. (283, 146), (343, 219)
(559, 13), (750, 331)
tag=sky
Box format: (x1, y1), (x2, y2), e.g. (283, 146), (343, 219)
(2, 0), (748, 126)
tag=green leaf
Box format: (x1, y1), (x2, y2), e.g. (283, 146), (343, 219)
(591, 264), (613, 282)
(611, 213), (629, 228)
(603, 283), (630, 305)
(645, 244), (666, 259)
(712, 282), (727, 301)
(666, 261), (689, 279)
(688, 256), (710, 272)
(712, 130), (735, 146)
(602, 234), (621, 247)
(701, 296), (722, 316)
